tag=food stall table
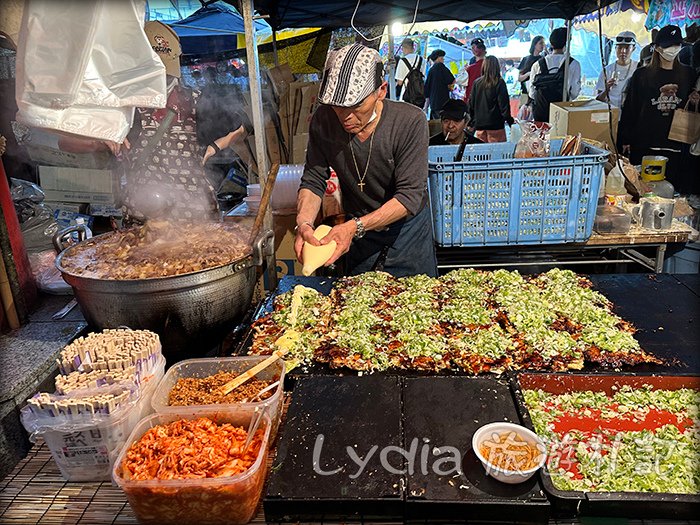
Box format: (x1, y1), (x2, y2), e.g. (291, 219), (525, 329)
(436, 222), (692, 274)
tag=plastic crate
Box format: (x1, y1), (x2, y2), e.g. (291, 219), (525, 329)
(428, 139), (608, 246)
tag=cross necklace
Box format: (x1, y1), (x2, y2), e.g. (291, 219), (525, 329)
(348, 129), (375, 192)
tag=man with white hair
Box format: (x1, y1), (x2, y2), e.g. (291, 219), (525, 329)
(295, 43), (437, 277)
(596, 31), (638, 111)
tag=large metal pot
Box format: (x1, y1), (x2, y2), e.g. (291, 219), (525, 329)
(54, 226), (274, 360)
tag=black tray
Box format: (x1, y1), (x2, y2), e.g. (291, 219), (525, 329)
(403, 376), (549, 524)
(510, 371), (700, 519)
(263, 375), (405, 521)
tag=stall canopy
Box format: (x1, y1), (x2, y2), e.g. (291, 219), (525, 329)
(252, 0), (619, 29)
(170, 1), (271, 55)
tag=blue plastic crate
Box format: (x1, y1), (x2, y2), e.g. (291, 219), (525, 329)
(428, 139), (608, 246)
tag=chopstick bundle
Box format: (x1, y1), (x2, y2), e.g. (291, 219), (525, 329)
(55, 365), (138, 394)
(25, 387), (133, 418)
(57, 329), (161, 381)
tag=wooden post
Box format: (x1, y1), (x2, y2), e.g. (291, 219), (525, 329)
(241, 0), (277, 291)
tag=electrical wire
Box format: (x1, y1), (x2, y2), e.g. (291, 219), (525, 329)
(350, 0), (421, 42)
(596, 1), (629, 192)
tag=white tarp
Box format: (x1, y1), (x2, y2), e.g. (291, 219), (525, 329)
(15, 0), (167, 142)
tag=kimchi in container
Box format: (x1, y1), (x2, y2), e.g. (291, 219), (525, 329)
(112, 409), (271, 525)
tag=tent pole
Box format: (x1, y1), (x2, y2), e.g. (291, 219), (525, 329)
(272, 29), (279, 66)
(242, 0), (277, 291)
(563, 18), (572, 102)
(387, 30), (396, 100)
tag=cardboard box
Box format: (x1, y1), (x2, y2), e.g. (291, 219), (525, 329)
(39, 166), (119, 205)
(44, 201), (86, 214)
(22, 128), (114, 169)
(292, 133), (309, 164)
(550, 100), (619, 146)
(88, 203), (123, 217)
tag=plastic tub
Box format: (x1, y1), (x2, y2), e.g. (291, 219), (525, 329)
(428, 140), (608, 246)
(472, 421), (546, 484)
(151, 356), (285, 439)
(113, 410), (271, 525)
(23, 354), (165, 481)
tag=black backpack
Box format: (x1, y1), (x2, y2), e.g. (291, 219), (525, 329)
(531, 56), (574, 122)
(401, 56), (426, 108)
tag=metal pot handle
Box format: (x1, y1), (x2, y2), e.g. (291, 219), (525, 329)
(53, 225), (88, 253)
(252, 229), (274, 267)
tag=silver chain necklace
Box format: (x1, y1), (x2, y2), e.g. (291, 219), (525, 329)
(348, 130), (375, 192)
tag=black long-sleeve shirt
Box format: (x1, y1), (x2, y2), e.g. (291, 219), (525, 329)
(618, 64), (696, 153)
(300, 100), (429, 217)
(467, 78), (514, 131)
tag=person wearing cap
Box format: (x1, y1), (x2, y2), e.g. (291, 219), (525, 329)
(119, 21), (249, 223)
(527, 27), (581, 122)
(619, 25), (700, 194)
(429, 99), (482, 146)
(395, 38), (426, 101)
(424, 49), (455, 119)
(460, 39), (487, 104)
(596, 31), (638, 111)
(295, 43), (437, 278)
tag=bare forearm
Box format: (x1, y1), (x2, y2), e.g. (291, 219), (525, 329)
(296, 188), (322, 227)
(357, 198), (409, 231)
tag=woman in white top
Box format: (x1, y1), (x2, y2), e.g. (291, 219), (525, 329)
(596, 31), (638, 111)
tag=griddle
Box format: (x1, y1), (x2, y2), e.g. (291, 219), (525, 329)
(586, 274), (700, 373)
(263, 375), (404, 521)
(403, 376), (549, 523)
(511, 372), (700, 519)
(238, 274), (700, 376)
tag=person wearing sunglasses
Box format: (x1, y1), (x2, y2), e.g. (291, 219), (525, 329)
(619, 25), (700, 195)
(596, 31), (638, 111)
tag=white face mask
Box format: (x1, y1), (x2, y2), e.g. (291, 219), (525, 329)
(657, 45), (681, 62)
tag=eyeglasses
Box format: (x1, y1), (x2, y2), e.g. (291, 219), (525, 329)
(615, 36), (635, 44)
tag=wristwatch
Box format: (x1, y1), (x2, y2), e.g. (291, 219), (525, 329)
(352, 217), (366, 239)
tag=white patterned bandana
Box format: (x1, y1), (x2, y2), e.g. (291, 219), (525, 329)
(318, 44), (383, 107)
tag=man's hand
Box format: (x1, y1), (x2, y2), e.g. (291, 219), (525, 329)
(320, 220), (357, 266)
(294, 222), (321, 264)
(103, 138), (130, 157)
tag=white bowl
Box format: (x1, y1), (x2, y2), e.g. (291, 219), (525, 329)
(243, 196), (261, 212)
(246, 184), (261, 196)
(472, 421), (546, 484)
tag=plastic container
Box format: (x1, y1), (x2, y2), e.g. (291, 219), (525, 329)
(243, 196), (261, 213)
(246, 183), (261, 196)
(22, 354), (165, 481)
(472, 421), (546, 484)
(71, 216), (92, 243)
(428, 139), (608, 246)
(151, 356), (285, 439)
(644, 178), (675, 199)
(113, 409), (271, 525)
(594, 204), (632, 234)
(271, 164), (303, 212)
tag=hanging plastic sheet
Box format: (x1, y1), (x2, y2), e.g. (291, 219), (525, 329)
(15, 0), (167, 142)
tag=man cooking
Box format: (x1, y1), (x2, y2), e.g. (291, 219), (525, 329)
(294, 43), (437, 278)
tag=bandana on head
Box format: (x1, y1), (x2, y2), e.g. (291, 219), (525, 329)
(318, 44), (383, 108)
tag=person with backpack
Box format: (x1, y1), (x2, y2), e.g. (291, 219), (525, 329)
(395, 38), (426, 107)
(467, 56), (514, 143)
(527, 27), (581, 123)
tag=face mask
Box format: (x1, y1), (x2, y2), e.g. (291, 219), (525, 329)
(367, 109), (377, 124)
(657, 45), (681, 62)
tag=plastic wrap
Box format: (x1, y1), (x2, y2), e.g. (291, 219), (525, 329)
(15, 0), (166, 142)
(514, 121), (551, 158)
(28, 251), (72, 295)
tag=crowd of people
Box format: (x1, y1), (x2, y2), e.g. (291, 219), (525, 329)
(393, 23), (700, 194)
